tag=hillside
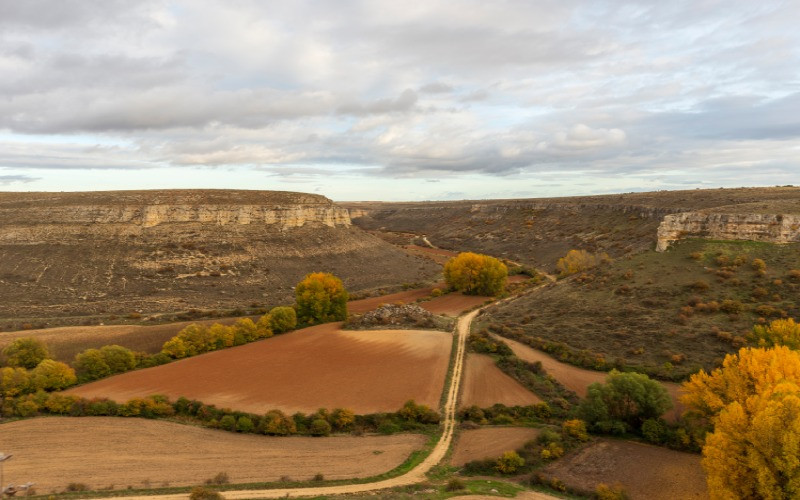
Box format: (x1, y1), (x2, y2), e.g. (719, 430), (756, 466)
(0, 190), (439, 326)
(344, 186), (800, 270)
(478, 239), (800, 380)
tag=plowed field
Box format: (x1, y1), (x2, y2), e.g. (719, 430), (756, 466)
(0, 417), (426, 493)
(460, 354), (541, 408)
(451, 427), (541, 466)
(67, 323), (451, 414)
(348, 284), (445, 314)
(420, 293), (490, 316)
(543, 439), (707, 500)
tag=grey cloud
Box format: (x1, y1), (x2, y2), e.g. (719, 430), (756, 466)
(337, 89), (418, 116)
(419, 82), (454, 94)
(0, 174), (39, 184)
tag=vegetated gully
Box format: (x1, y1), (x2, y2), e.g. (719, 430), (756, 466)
(97, 310), (478, 500)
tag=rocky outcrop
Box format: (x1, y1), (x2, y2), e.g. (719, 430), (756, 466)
(0, 190), (439, 323)
(656, 212), (800, 251)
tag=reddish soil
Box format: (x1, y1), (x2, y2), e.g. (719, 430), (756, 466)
(67, 323), (452, 414)
(495, 335), (684, 421)
(0, 317), (255, 362)
(543, 439), (707, 500)
(1, 417), (426, 492)
(460, 354), (541, 408)
(420, 293), (491, 316)
(450, 427), (541, 466)
(507, 274), (531, 283)
(348, 284), (445, 314)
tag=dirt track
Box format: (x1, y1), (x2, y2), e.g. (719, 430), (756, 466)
(0, 417), (425, 493)
(67, 323), (451, 414)
(460, 354), (541, 408)
(494, 334), (684, 421)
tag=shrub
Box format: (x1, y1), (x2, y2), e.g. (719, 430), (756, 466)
(495, 450), (525, 474)
(556, 249), (610, 277)
(3, 338), (50, 369)
(260, 410), (296, 435)
(445, 478), (466, 491)
(444, 252), (508, 296)
(540, 442), (564, 460)
(690, 280), (710, 292)
(310, 418), (332, 436)
(189, 486), (223, 500)
(595, 483), (629, 500)
(313, 473), (325, 482)
(752, 258), (767, 272)
(295, 272), (349, 325)
(204, 472), (229, 485)
(219, 414), (236, 431)
(0, 367), (31, 397)
(430, 288), (443, 297)
(720, 299), (744, 314)
(74, 349), (111, 382)
(236, 416), (254, 433)
(65, 483), (88, 492)
(641, 418), (667, 444)
(268, 306), (297, 333)
(562, 419), (589, 441)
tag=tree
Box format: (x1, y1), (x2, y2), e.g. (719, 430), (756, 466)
(30, 359), (77, 391)
(443, 252), (508, 296)
(268, 306), (297, 333)
(0, 366), (31, 397)
(310, 418), (332, 436)
(3, 337), (50, 369)
(99, 345), (136, 374)
(295, 272), (348, 325)
(682, 347), (800, 499)
(556, 249), (609, 277)
(579, 370), (672, 432)
(74, 349), (111, 382)
(748, 318), (800, 349)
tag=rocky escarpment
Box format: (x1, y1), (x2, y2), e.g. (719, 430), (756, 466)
(656, 212), (800, 251)
(0, 190), (439, 324)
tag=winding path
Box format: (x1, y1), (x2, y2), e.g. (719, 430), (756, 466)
(97, 310), (487, 500)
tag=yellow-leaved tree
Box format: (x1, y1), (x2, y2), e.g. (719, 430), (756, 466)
(295, 272), (349, 325)
(748, 318), (800, 349)
(443, 252), (508, 296)
(682, 346), (800, 499)
(556, 249), (610, 277)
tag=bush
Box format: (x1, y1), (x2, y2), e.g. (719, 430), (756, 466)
(236, 416), (254, 433)
(219, 414), (236, 431)
(431, 288), (443, 297)
(295, 272), (349, 325)
(495, 450), (525, 474)
(189, 486), (223, 500)
(445, 478), (466, 491)
(720, 299), (744, 314)
(3, 338), (50, 369)
(595, 483), (628, 500)
(562, 419), (589, 441)
(310, 418), (332, 436)
(204, 472), (229, 485)
(268, 306), (297, 333)
(259, 410), (297, 435)
(556, 249), (610, 277)
(444, 252), (508, 296)
(748, 318), (800, 349)
(74, 349), (111, 382)
(99, 345), (137, 373)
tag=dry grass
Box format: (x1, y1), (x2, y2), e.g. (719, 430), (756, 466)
(460, 354), (541, 408)
(450, 427), (541, 466)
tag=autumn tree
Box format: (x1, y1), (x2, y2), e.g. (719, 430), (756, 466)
(295, 272), (348, 325)
(443, 252), (508, 296)
(74, 349), (112, 382)
(682, 346), (800, 499)
(268, 306), (297, 333)
(556, 249), (610, 277)
(748, 317), (800, 349)
(495, 450), (525, 474)
(30, 359), (77, 391)
(3, 337), (50, 369)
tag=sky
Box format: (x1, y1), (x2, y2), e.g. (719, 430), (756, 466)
(0, 0), (798, 201)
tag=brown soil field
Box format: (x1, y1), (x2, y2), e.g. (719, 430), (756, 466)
(420, 293), (491, 316)
(507, 274), (531, 283)
(450, 427), (541, 466)
(495, 335), (684, 421)
(460, 354), (541, 408)
(0, 417), (426, 493)
(0, 284), (444, 362)
(543, 439), (707, 500)
(0, 316), (256, 362)
(66, 323), (451, 414)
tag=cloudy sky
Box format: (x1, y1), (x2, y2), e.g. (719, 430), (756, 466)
(0, 1), (798, 200)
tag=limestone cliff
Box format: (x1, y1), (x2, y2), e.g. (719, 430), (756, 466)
(656, 212), (800, 251)
(0, 190), (438, 324)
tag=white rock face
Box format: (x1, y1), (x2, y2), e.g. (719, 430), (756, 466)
(656, 212), (800, 251)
